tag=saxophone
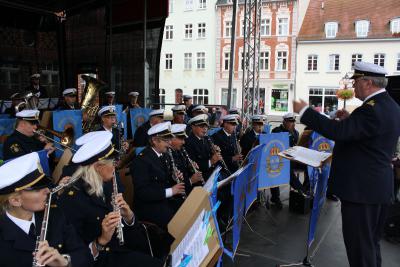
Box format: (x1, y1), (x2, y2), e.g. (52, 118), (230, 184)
(33, 175), (81, 267)
(111, 171), (124, 245)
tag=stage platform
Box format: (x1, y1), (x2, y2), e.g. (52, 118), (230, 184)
(223, 186), (400, 267)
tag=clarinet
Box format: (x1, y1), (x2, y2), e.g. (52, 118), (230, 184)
(205, 135), (232, 175)
(167, 148), (186, 199)
(181, 147), (204, 185)
(33, 174), (81, 267)
(111, 171), (124, 245)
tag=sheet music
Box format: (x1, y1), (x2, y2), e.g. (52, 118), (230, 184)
(203, 166), (221, 192)
(279, 146), (331, 168)
(171, 210), (209, 267)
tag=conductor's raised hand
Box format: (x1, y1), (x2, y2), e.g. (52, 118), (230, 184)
(293, 99), (308, 114)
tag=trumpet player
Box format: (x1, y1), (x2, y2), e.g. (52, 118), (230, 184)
(184, 114), (223, 180)
(58, 131), (163, 266)
(130, 122), (185, 229)
(0, 152), (91, 267)
(3, 110), (55, 160)
(97, 106), (129, 152)
(169, 124), (203, 195)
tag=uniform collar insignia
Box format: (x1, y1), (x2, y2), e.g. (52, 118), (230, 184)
(366, 100), (375, 106)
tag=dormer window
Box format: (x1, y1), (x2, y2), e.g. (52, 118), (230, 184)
(356, 20), (369, 37)
(325, 22), (338, 38)
(391, 18), (400, 34)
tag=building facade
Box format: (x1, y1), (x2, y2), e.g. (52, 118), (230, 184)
(215, 0), (299, 115)
(296, 0), (400, 113)
(159, 0), (217, 106)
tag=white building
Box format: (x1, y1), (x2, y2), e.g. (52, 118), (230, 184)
(296, 0), (400, 113)
(159, 0), (218, 106)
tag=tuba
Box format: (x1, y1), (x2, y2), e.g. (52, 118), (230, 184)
(80, 75), (107, 133)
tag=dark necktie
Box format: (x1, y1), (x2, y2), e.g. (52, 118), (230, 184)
(29, 223), (36, 239)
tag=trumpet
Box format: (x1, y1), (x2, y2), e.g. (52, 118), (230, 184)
(205, 135), (231, 175)
(167, 148), (186, 199)
(111, 171), (124, 245)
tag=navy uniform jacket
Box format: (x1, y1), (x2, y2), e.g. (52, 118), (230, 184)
(56, 101), (78, 110)
(133, 121), (151, 147)
(3, 130), (44, 160)
(130, 147), (177, 228)
(301, 92), (400, 204)
(24, 85), (47, 98)
(0, 207), (91, 267)
(271, 124), (299, 147)
(96, 126), (121, 151)
(184, 133), (214, 180)
(240, 129), (260, 158)
(211, 129), (240, 174)
(58, 179), (162, 267)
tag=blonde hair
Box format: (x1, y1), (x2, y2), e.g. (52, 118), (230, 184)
(72, 159), (113, 197)
(0, 192), (19, 214)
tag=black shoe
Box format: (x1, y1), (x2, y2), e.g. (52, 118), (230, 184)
(326, 194), (339, 202)
(271, 199), (283, 210)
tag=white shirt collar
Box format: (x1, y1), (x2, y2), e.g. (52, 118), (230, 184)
(223, 129), (231, 137)
(253, 130), (260, 136)
(103, 126), (112, 132)
(363, 89), (386, 103)
(151, 147), (163, 158)
(6, 212), (35, 235)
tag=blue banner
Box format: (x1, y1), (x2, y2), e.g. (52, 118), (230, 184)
(263, 124), (271, 134)
(207, 127), (221, 136)
(52, 110), (83, 157)
(0, 118), (16, 159)
(129, 108), (151, 137)
(114, 105), (128, 139)
(258, 133), (290, 190)
(306, 131), (334, 247)
(232, 164), (252, 256)
(37, 149), (51, 177)
(244, 144), (265, 212)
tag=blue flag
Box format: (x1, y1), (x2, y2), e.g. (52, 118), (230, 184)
(52, 110), (83, 157)
(263, 124), (271, 134)
(0, 118), (16, 159)
(245, 144), (265, 212)
(258, 133), (290, 190)
(114, 105), (128, 139)
(129, 108), (151, 137)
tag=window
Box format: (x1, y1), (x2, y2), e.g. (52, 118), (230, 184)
(271, 89), (288, 112)
(165, 25), (173, 40)
(328, 54), (340, 71)
(197, 52), (205, 69)
(184, 24), (193, 39)
(278, 18), (289, 36)
(225, 21), (232, 37)
(198, 23), (206, 38)
(391, 18), (400, 34)
(159, 89), (166, 108)
(309, 88), (338, 114)
(193, 89), (208, 104)
(169, 0), (174, 13)
(276, 51), (288, 71)
(374, 53), (385, 67)
(224, 52), (230, 71)
(199, 0), (206, 9)
(184, 53), (192, 70)
(165, 53), (173, 70)
(351, 54), (363, 69)
(261, 19), (271, 36)
(356, 20), (369, 37)
(325, 22), (338, 38)
(397, 53), (400, 71)
(260, 51), (270, 70)
(221, 88), (237, 107)
(185, 0), (194, 10)
(307, 55), (318, 71)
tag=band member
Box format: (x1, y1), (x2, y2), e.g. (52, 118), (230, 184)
(3, 110), (55, 160)
(183, 95), (193, 121)
(126, 92), (141, 109)
(0, 152), (91, 267)
(133, 109), (164, 147)
(4, 93), (24, 117)
(240, 115), (267, 158)
(169, 124), (203, 195)
(58, 131), (163, 267)
(104, 91), (115, 106)
(57, 88), (78, 110)
(191, 105), (208, 118)
(171, 105), (186, 124)
(229, 108), (243, 140)
(211, 114), (243, 174)
(184, 114), (223, 180)
(24, 73), (47, 98)
(130, 122), (185, 229)
(97, 106), (129, 152)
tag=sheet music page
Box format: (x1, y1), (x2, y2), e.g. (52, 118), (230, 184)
(279, 146), (331, 167)
(203, 166), (221, 192)
(171, 210), (209, 267)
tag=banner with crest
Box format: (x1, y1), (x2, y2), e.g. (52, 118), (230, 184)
(258, 133), (290, 190)
(52, 110), (83, 157)
(129, 108), (151, 137)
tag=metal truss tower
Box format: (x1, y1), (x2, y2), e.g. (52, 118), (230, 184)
(242, 0), (262, 121)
